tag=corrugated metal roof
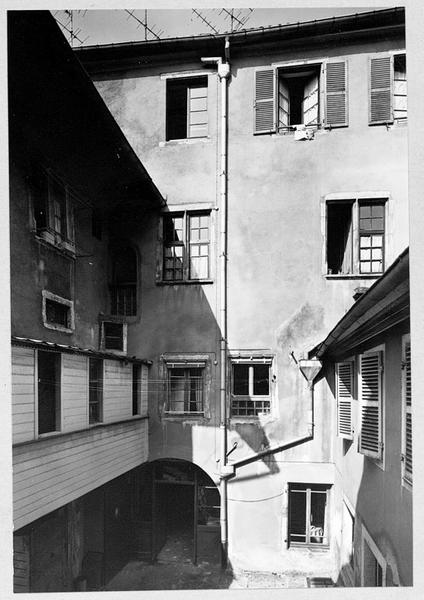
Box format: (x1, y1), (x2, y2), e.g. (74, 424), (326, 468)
(12, 336), (152, 365)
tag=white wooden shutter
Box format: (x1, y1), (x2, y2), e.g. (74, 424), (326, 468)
(369, 56), (393, 124)
(324, 61), (348, 128)
(278, 77), (289, 129)
(359, 352), (383, 458)
(336, 362), (354, 439)
(402, 337), (412, 484)
(254, 68), (276, 134)
(303, 74), (319, 126)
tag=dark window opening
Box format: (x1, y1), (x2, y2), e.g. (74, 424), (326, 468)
(111, 246), (137, 316)
(278, 66), (320, 130)
(45, 299), (70, 328)
(233, 364), (249, 396)
(288, 484), (330, 547)
(394, 54), (407, 121)
(92, 210), (102, 240)
(167, 367), (204, 413)
(166, 77), (208, 141)
(89, 358), (103, 424)
(31, 170), (48, 232)
(327, 202), (353, 275)
(103, 322), (124, 351)
(132, 364), (141, 416)
(38, 351), (60, 434)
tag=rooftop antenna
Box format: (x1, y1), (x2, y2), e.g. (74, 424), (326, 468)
(53, 10), (89, 46)
(193, 8), (254, 34)
(125, 9), (164, 40)
(191, 9), (219, 34)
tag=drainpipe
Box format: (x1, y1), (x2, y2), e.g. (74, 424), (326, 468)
(201, 40), (231, 568)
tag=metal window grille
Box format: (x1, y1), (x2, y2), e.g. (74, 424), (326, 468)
(167, 367), (204, 413)
(103, 322), (124, 351)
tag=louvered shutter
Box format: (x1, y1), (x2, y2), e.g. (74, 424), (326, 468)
(336, 362), (354, 439)
(359, 352), (383, 458)
(278, 77), (289, 129)
(369, 56), (393, 124)
(303, 74), (319, 126)
(402, 338), (412, 484)
(254, 68), (276, 134)
(324, 61), (348, 128)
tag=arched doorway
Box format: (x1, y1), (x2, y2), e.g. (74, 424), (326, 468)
(134, 459), (220, 565)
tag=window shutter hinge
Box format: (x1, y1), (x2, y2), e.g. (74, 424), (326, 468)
(401, 361), (406, 370)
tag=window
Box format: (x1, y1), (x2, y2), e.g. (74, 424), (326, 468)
(231, 358), (272, 416)
(369, 54), (407, 125)
(254, 61), (348, 134)
(288, 484), (330, 547)
(166, 362), (205, 413)
(326, 198), (386, 276)
(38, 350), (60, 435)
(110, 246), (137, 316)
(336, 362), (354, 439)
(162, 211), (211, 282)
(401, 335), (412, 486)
(31, 168), (75, 252)
(166, 76), (208, 141)
(102, 321), (127, 353)
(361, 526), (386, 586)
(132, 363), (141, 416)
(89, 358), (103, 424)
(42, 291), (74, 333)
(359, 351), (383, 460)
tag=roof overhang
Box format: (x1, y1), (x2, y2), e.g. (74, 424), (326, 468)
(311, 248), (409, 361)
(8, 11), (164, 213)
(74, 8), (405, 75)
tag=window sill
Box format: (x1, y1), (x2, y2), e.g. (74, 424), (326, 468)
(34, 232), (76, 259)
(163, 412), (204, 417)
(159, 137), (211, 147)
(157, 279), (214, 286)
(325, 273), (381, 280)
(230, 414), (273, 424)
(43, 322), (74, 334)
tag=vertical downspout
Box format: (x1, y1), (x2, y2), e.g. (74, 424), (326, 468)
(201, 40), (231, 569)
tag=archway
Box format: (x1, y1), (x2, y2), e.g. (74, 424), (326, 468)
(134, 459), (220, 565)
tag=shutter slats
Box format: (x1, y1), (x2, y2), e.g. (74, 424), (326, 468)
(403, 339), (412, 484)
(359, 352), (382, 458)
(336, 362), (353, 439)
(325, 61), (348, 128)
(369, 56), (393, 124)
(254, 69), (276, 134)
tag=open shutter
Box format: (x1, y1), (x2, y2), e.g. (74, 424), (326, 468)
(369, 56), (393, 124)
(278, 77), (289, 130)
(324, 61), (348, 128)
(254, 68), (276, 134)
(359, 352), (383, 458)
(336, 362), (354, 439)
(402, 337), (412, 484)
(303, 74), (319, 126)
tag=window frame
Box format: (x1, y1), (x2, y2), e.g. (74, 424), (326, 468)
(322, 193), (388, 278)
(31, 167), (76, 255)
(165, 361), (206, 415)
(158, 207), (214, 284)
(36, 349), (61, 437)
(287, 483), (331, 549)
(368, 51), (407, 126)
(230, 355), (273, 418)
(335, 361), (355, 440)
(165, 74), (209, 142)
(88, 357), (103, 425)
(110, 245), (138, 317)
(41, 290), (74, 333)
(401, 333), (412, 488)
(101, 320), (127, 354)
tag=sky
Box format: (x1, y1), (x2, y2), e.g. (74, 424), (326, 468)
(52, 7), (379, 47)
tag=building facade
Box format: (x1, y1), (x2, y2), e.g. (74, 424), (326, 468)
(75, 6), (411, 584)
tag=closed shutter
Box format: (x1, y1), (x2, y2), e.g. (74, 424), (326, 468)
(254, 68), (276, 134)
(336, 362), (354, 439)
(324, 61), (348, 127)
(359, 352), (383, 458)
(402, 337), (412, 484)
(369, 56), (393, 124)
